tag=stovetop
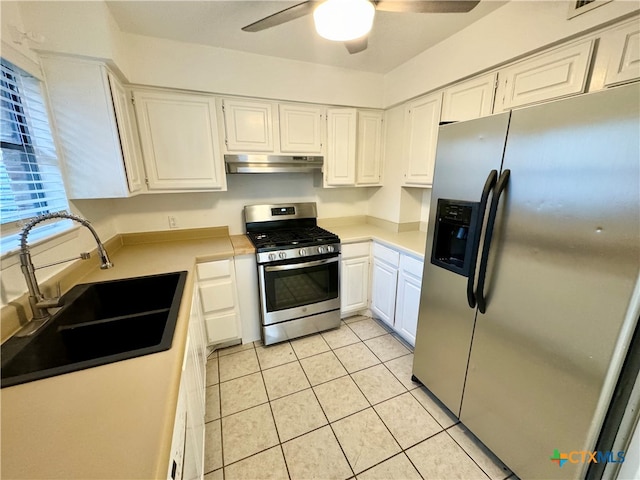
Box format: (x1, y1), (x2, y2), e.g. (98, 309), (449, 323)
(247, 226), (339, 251)
(243, 203), (340, 263)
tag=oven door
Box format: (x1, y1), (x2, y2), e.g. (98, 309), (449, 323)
(258, 254), (340, 326)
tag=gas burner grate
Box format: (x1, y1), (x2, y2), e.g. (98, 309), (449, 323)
(247, 226), (339, 250)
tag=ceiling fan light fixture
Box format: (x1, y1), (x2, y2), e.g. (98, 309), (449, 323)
(313, 0), (375, 42)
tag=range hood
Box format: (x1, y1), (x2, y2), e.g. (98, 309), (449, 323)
(224, 154), (323, 174)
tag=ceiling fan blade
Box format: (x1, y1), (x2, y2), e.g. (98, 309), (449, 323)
(374, 0), (480, 13)
(345, 36), (369, 54)
(242, 1), (319, 32)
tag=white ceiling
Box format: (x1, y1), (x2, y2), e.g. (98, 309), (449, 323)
(105, 1), (507, 74)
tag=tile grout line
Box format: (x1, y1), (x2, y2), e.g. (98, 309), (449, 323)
(208, 316), (508, 480)
(293, 347), (357, 480)
(257, 357), (293, 480)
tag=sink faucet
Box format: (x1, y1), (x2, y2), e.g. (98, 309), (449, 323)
(17, 212), (114, 337)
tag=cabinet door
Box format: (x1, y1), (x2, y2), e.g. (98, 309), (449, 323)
(370, 258), (398, 327)
(403, 92), (442, 187)
(441, 73), (497, 122)
(326, 108), (357, 186)
(394, 255), (423, 346)
(134, 90), (225, 191)
(40, 56), (133, 199)
(222, 99), (274, 152)
(106, 72), (146, 194)
(604, 21), (640, 86)
(356, 110), (383, 186)
(341, 256), (370, 316)
(181, 288), (206, 480)
(197, 260), (242, 345)
(279, 104), (324, 153)
(496, 40), (594, 111)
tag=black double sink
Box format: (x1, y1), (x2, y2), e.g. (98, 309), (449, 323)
(1, 271), (187, 388)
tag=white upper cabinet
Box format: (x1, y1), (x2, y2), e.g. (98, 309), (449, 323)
(133, 89), (226, 191)
(106, 73), (145, 194)
(40, 55), (145, 199)
(279, 103), (324, 153)
(326, 108), (384, 187)
(441, 73), (497, 122)
(221, 98), (326, 156)
(402, 92), (442, 187)
(356, 110), (384, 186)
(604, 20), (640, 87)
(495, 40), (594, 111)
(326, 108), (357, 186)
(222, 99), (275, 152)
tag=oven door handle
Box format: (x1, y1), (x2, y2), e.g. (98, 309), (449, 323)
(264, 256), (339, 272)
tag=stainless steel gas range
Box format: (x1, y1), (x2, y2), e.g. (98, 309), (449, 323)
(244, 203), (341, 345)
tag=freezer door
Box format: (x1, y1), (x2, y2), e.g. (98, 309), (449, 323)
(413, 112), (510, 416)
(460, 84), (640, 480)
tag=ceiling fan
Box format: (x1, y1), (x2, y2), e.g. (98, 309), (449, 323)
(241, 0), (480, 54)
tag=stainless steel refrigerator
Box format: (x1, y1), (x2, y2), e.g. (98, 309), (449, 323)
(412, 83), (640, 480)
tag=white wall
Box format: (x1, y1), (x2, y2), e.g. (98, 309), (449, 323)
(124, 33), (384, 108)
(383, 0), (640, 107)
(105, 174), (369, 235)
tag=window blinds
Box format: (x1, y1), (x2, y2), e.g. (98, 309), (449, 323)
(0, 60), (69, 231)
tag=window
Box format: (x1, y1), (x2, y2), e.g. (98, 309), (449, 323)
(0, 59), (71, 255)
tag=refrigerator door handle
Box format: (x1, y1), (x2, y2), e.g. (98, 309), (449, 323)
(467, 169), (498, 308)
(476, 169), (510, 314)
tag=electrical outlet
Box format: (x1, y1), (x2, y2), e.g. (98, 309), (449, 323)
(168, 216), (178, 229)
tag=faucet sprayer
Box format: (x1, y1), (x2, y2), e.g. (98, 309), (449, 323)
(16, 212), (113, 337)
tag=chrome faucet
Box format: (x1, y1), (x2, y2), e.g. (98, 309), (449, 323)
(17, 212), (114, 337)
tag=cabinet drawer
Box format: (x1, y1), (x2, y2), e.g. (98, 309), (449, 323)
(372, 243), (400, 268)
(400, 254), (424, 279)
(197, 260), (231, 281)
(341, 242), (370, 259)
(199, 280), (235, 313)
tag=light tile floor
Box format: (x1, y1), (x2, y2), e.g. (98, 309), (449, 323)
(203, 315), (517, 480)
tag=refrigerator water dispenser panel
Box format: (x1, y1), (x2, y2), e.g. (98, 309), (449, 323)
(431, 199), (479, 277)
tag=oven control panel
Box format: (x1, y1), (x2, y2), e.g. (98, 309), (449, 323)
(257, 243), (341, 264)
(271, 206), (295, 216)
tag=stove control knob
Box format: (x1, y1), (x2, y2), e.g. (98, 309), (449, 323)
(268, 253), (277, 261)
(299, 249), (307, 257)
(317, 246), (325, 254)
(327, 245), (335, 253)
(279, 252), (287, 259)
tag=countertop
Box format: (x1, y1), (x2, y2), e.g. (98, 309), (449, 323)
(1, 234), (235, 480)
(1, 221), (426, 479)
(324, 223), (428, 259)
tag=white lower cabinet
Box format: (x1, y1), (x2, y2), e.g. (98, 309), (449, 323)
(169, 286), (206, 480)
(340, 242), (371, 317)
(370, 242), (423, 346)
(197, 259), (242, 345)
(394, 254), (423, 346)
(370, 243), (400, 327)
